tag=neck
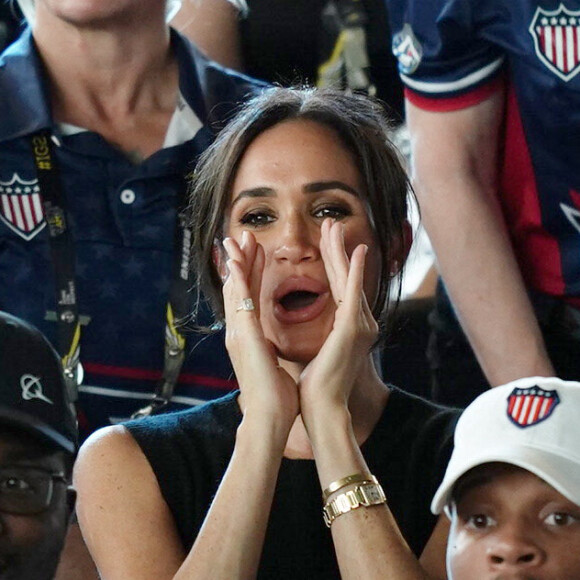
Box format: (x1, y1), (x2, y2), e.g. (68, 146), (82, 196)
(32, 5), (178, 157)
(281, 355), (390, 459)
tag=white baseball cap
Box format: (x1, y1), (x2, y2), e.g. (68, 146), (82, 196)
(431, 376), (580, 515)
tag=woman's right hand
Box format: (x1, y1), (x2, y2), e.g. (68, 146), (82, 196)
(222, 232), (299, 431)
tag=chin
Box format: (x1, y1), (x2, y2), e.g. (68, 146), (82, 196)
(270, 327), (329, 365)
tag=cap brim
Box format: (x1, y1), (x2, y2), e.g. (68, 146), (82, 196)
(0, 408), (75, 455)
(431, 444), (580, 514)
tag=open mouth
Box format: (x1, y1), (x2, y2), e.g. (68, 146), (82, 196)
(278, 290), (320, 311)
(273, 277), (330, 324)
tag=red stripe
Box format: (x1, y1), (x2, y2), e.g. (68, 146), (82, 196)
(83, 362), (238, 390)
(530, 396), (542, 423)
(539, 27), (546, 57)
(552, 27), (559, 68)
(500, 83), (565, 296)
(508, 394), (516, 415)
(518, 395), (535, 425)
(403, 75), (505, 112)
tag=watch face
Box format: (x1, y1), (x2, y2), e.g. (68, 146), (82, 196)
(361, 483), (385, 504)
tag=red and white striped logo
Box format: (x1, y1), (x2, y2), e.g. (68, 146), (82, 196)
(530, 5), (580, 82)
(0, 174), (46, 240)
(507, 385), (560, 428)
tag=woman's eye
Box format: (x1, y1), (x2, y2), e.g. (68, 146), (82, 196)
(239, 211), (275, 227)
(466, 514), (496, 529)
(313, 205), (351, 220)
(544, 512), (580, 527)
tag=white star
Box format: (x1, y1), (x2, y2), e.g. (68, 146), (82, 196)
(571, 17), (577, 25)
(6, 187), (12, 193)
(551, 17), (559, 25)
(560, 17), (568, 25)
(541, 17), (549, 25)
(14, 187), (21, 193)
(24, 187), (31, 193)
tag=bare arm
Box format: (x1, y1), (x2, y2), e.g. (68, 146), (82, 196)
(170, 0), (244, 70)
(299, 220), (438, 579)
(74, 426), (187, 579)
(75, 233), (296, 580)
(406, 94), (554, 386)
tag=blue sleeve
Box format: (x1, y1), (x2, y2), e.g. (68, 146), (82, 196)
(385, 0), (505, 99)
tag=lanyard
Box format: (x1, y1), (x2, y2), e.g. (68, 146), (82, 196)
(31, 132), (80, 403)
(31, 131), (193, 418)
(131, 207), (192, 418)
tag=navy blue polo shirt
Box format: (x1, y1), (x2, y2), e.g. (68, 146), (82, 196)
(0, 28), (265, 437)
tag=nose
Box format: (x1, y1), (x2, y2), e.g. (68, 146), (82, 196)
(273, 214), (320, 264)
(487, 527), (545, 570)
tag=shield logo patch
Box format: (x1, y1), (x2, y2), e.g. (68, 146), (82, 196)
(529, 4), (580, 82)
(507, 385), (560, 428)
(0, 173), (46, 240)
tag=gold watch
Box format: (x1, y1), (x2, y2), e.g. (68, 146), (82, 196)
(323, 481), (386, 527)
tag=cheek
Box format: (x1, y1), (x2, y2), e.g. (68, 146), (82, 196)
(447, 527), (485, 578)
(2, 513), (57, 547)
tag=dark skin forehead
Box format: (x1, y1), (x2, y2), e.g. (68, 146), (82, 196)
(452, 462), (542, 506)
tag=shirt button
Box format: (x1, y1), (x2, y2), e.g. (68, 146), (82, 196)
(120, 189), (136, 204)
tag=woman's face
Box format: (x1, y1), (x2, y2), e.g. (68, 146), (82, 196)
(224, 119), (381, 364)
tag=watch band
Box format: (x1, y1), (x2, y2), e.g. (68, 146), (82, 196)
(322, 473), (377, 502)
(322, 481), (386, 527)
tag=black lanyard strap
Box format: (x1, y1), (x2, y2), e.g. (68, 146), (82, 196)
(31, 130), (193, 418)
(131, 208), (193, 418)
(31, 132), (80, 402)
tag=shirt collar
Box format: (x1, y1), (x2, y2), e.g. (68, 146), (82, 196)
(0, 28), (53, 143)
(0, 27), (207, 145)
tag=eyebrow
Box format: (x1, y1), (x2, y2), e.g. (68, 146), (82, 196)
(231, 180), (360, 207)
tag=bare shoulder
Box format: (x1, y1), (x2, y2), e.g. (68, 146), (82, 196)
(75, 424), (152, 489)
(74, 425), (185, 579)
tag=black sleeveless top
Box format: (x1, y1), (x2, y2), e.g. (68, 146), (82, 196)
(126, 387), (459, 579)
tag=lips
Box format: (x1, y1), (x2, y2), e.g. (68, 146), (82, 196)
(273, 276), (330, 324)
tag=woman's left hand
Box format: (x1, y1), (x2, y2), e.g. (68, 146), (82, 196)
(298, 219), (378, 426)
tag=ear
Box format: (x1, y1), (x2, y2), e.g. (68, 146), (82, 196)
(212, 239), (228, 282)
(390, 219), (413, 276)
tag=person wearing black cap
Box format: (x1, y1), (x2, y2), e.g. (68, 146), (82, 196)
(0, 311), (77, 580)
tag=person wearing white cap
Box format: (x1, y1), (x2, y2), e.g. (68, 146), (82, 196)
(432, 376), (580, 579)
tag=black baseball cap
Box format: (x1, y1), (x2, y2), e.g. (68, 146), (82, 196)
(0, 311), (77, 454)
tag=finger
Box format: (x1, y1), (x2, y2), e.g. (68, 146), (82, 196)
(223, 234), (255, 280)
(319, 219), (335, 285)
(240, 230), (258, 273)
(249, 243), (265, 318)
(222, 236), (244, 269)
(223, 257), (259, 322)
(342, 243), (367, 317)
(320, 220), (347, 305)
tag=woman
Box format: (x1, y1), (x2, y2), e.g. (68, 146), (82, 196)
(74, 87), (458, 579)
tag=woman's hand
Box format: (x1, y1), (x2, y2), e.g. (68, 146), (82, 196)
(298, 219), (379, 427)
(222, 231), (299, 430)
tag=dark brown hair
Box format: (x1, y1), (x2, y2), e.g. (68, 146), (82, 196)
(189, 86), (412, 333)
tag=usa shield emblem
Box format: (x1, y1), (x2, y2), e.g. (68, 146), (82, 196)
(529, 5), (580, 82)
(507, 385), (560, 428)
(0, 173), (46, 240)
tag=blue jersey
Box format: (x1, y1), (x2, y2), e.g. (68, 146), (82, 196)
(0, 29), (264, 437)
(387, 0), (580, 303)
